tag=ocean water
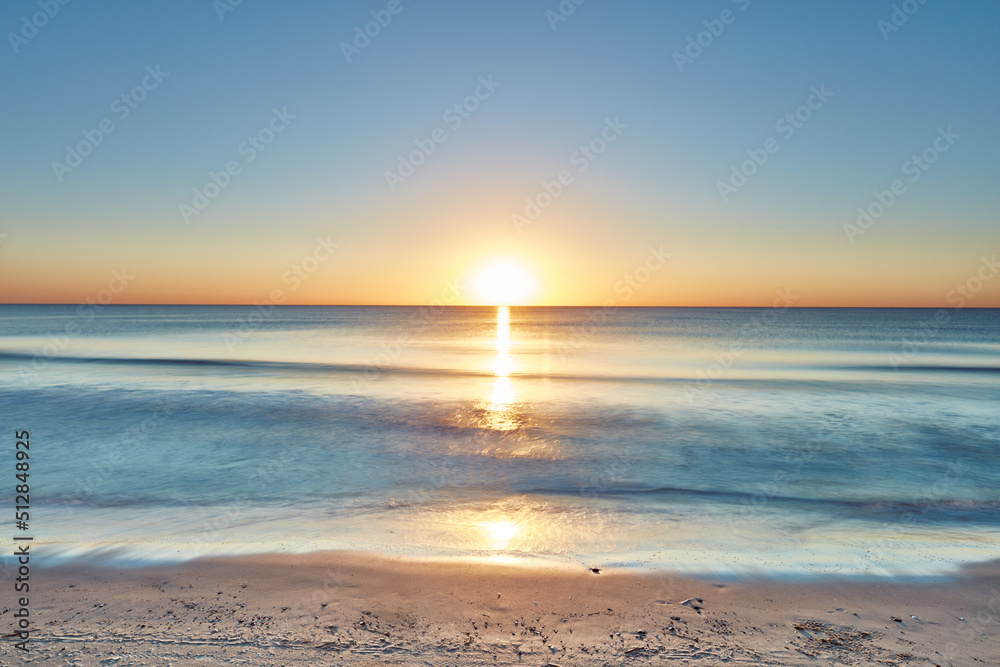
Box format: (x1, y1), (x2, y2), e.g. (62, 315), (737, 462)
(1, 305), (998, 577)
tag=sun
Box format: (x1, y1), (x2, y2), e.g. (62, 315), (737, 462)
(473, 259), (538, 306)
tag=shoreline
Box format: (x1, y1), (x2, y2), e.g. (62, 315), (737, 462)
(5, 551), (998, 665)
(10, 542), (998, 580)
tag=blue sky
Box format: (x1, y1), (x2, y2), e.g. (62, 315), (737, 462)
(1, 0), (998, 305)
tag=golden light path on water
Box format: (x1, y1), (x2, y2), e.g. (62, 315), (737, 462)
(427, 307), (613, 558)
(437, 306), (531, 555)
(477, 306), (524, 551)
(417, 306), (626, 559)
(485, 305), (516, 430)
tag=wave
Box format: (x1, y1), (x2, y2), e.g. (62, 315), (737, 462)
(5, 349), (999, 384)
(23, 485), (1000, 525)
(0, 349), (372, 374)
(838, 365), (1000, 374)
(525, 485), (1000, 522)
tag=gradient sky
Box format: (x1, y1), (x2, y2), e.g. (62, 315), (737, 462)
(1, 0), (998, 306)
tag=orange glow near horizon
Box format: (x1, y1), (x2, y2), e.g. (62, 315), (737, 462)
(0, 227), (997, 307)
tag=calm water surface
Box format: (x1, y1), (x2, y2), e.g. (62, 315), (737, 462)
(1, 305), (998, 576)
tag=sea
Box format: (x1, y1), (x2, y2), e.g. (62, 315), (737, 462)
(1, 305), (998, 578)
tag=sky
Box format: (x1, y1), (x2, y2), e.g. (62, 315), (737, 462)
(0, 0), (998, 306)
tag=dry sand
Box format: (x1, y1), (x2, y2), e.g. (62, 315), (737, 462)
(3, 552), (998, 666)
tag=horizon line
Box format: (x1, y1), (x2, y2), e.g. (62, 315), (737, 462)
(2, 303), (998, 309)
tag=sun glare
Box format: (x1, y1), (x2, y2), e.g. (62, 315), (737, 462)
(473, 260), (538, 306)
(480, 519), (519, 550)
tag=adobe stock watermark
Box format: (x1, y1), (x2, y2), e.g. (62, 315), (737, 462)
(179, 107), (295, 223)
(887, 254), (998, 368)
(56, 396), (179, 522)
(579, 448), (635, 500)
(350, 277), (465, 385)
(384, 75), (500, 192)
(553, 245), (670, 359)
(853, 458), (965, 576)
(213, 0), (245, 21)
(340, 0), (415, 63)
(682, 288), (798, 403)
(15, 268), (135, 385)
(296, 566), (351, 611)
(51, 66), (169, 183)
(945, 587), (1000, 663)
(673, 0), (753, 73)
(512, 116), (628, 232)
(843, 126), (958, 243)
(222, 236), (339, 351)
(877, 0), (932, 41)
(722, 415), (831, 540)
(195, 439), (299, 547)
(717, 85), (832, 202)
(7, 0), (71, 54)
(545, 0), (588, 31)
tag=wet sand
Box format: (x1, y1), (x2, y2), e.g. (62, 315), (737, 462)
(4, 552), (999, 665)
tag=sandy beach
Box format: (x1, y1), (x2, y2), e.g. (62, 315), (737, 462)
(4, 552), (997, 666)
(5, 0), (1000, 663)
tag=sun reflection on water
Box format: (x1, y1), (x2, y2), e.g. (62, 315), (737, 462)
(406, 496), (606, 556)
(480, 519), (520, 550)
(446, 306), (562, 460)
(481, 306), (521, 432)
